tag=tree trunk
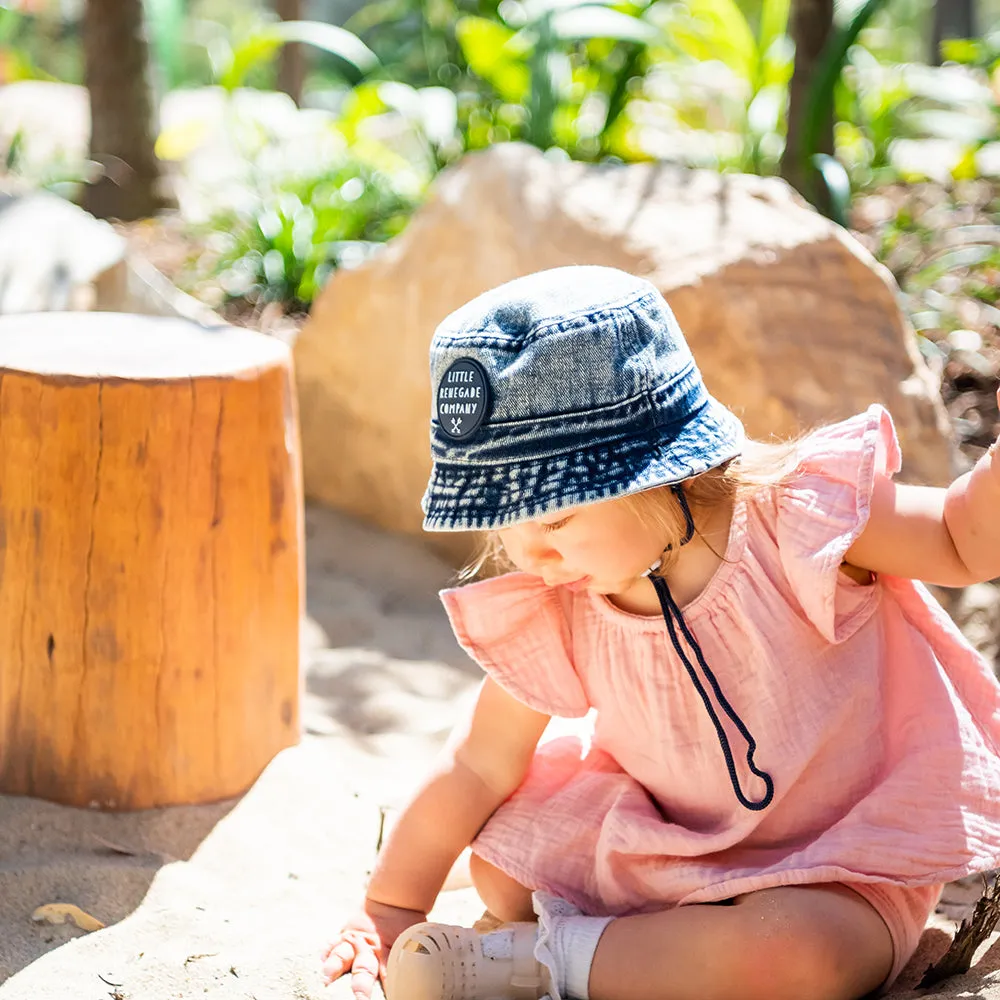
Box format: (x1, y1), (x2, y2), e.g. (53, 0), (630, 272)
(82, 0), (167, 221)
(277, 0), (305, 107)
(781, 0), (835, 199)
(930, 0), (976, 64)
(0, 313), (302, 810)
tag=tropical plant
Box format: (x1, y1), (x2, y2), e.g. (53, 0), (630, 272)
(341, 0), (495, 88)
(835, 54), (997, 188)
(455, 0), (660, 159)
(645, 0), (794, 173)
(0, 3), (80, 83)
(179, 111), (425, 309)
(854, 181), (1000, 360)
(145, 0), (187, 90)
(198, 161), (416, 308)
(206, 17), (380, 92)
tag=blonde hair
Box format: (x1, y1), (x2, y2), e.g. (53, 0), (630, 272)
(459, 436), (805, 582)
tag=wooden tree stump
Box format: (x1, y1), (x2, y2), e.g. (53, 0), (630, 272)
(0, 313), (302, 809)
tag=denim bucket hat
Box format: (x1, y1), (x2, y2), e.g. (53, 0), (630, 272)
(421, 265), (744, 533)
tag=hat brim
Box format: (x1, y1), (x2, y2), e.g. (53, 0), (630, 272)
(421, 396), (744, 532)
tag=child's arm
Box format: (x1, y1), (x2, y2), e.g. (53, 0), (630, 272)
(366, 676), (551, 911)
(845, 388), (1000, 587)
(321, 676), (551, 997)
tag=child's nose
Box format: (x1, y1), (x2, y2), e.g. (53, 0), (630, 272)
(521, 535), (562, 573)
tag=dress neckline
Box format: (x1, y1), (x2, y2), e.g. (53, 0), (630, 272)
(588, 497), (749, 628)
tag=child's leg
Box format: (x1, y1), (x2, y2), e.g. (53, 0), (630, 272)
(589, 882), (893, 1000)
(470, 855), (892, 1000)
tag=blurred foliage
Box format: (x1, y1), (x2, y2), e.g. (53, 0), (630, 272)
(161, 85), (432, 309)
(797, 0), (889, 220)
(0, 3), (79, 81)
(211, 18), (379, 91)
(642, 0), (793, 172)
(453, 0), (662, 158)
(0, 0), (998, 316)
(197, 156), (417, 308)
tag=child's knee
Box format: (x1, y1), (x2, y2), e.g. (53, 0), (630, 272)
(730, 886), (892, 1000)
(468, 852), (535, 922)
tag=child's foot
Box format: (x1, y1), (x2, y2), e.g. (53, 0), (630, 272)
(385, 921), (553, 1000)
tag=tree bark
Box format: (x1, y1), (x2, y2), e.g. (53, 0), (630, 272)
(0, 313), (302, 810)
(930, 0), (976, 64)
(276, 0), (305, 107)
(781, 0), (835, 199)
(82, 0), (166, 221)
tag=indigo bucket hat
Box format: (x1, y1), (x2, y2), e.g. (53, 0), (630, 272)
(420, 265), (745, 533)
(422, 266), (774, 812)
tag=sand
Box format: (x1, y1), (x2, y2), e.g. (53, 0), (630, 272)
(0, 504), (483, 999)
(1, 503), (999, 999)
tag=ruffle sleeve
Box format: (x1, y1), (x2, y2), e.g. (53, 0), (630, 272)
(440, 572), (590, 718)
(776, 404), (902, 644)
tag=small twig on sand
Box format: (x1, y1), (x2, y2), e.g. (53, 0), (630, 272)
(183, 952), (219, 967)
(919, 875), (1000, 988)
(376, 806), (390, 854)
(97, 973), (127, 1000)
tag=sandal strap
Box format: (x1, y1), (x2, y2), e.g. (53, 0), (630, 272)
(510, 922), (547, 999)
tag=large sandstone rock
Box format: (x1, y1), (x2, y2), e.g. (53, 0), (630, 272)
(294, 143), (954, 560)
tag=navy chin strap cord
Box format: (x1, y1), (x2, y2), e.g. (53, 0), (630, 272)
(648, 484), (774, 812)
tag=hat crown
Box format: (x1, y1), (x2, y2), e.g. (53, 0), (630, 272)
(430, 266), (696, 430)
(421, 266), (743, 531)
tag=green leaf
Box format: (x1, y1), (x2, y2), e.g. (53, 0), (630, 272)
(144, 0), (186, 89)
(747, 83), (784, 137)
(912, 245), (1000, 287)
(908, 109), (992, 143)
(939, 37), (982, 65)
(220, 20), (379, 91)
(947, 225), (1000, 246)
(519, 0), (619, 20)
(0, 9), (20, 46)
(219, 33), (284, 90)
(797, 0), (890, 203)
(456, 16), (531, 102)
(950, 146), (979, 182)
(760, 32), (794, 88)
(546, 6), (658, 44)
(811, 153), (851, 227)
(668, 0), (757, 84)
(757, 0), (790, 64)
(269, 20), (380, 82)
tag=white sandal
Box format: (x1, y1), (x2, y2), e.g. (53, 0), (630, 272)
(385, 921), (551, 1000)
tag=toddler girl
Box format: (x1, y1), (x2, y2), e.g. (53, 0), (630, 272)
(322, 266), (1000, 1000)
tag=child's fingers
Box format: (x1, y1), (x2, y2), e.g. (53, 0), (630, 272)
(321, 940), (356, 984)
(351, 946), (380, 1000)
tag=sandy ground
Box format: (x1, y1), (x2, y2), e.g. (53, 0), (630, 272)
(0, 504), (484, 999)
(1, 503), (999, 999)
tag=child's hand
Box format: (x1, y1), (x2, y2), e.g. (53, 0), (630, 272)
(321, 899), (428, 998)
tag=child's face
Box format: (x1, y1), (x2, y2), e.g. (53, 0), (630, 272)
(497, 495), (665, 595)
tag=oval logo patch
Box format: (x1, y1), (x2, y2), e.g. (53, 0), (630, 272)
(437, 358), (490, 441)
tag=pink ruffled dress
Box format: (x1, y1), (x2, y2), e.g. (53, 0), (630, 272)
(440, 406), (1000, 994)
